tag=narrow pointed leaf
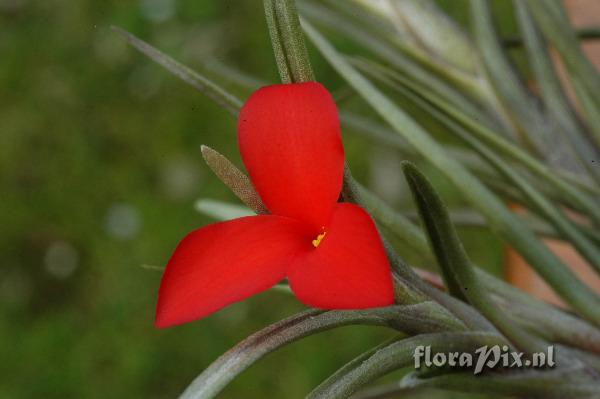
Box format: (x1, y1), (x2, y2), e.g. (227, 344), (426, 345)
(403, 162), (546, 352)
(400, 165), (465, 302)
(200, 145), (268, 214)
(112, 26), (243, 116)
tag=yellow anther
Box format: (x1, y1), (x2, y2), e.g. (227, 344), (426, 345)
(311, 231), (327, 248)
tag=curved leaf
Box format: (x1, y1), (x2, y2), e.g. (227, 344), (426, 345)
(179, 303), (465, 399)
(403, 162), (544, 352)
(307, 332), (504, 399)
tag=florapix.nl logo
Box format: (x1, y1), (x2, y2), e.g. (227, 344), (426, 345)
(414, 345), (555, 375)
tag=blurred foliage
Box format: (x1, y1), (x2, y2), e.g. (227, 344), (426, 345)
(0, 0), (510, 397)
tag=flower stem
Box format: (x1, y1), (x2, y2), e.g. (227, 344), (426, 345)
(263, 0), (314, 83)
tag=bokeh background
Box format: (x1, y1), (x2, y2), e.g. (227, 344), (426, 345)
(0, 0), (524, 397)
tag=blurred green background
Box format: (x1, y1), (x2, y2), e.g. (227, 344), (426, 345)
(0, 0), (511, 397)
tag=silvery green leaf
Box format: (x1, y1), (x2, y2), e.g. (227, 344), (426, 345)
(307, 332), (504, 399)
(179, 303), (464, 399)
(403, 161), (542, 352)
(388, 0), (479, 76)
(194, 199), (253, 220)
(200, 145), (268, 215)
(264, 0), (315, 83)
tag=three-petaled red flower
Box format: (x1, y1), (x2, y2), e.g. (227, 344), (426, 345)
(155, 82), (394, 328)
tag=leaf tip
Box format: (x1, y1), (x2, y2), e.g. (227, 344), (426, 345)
(400, 161), (423, 186)
(200, 144), (218, 163)
(109, 25), (128, 38)
(400, 160), (418, 173)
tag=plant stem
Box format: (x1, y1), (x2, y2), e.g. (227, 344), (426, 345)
(264, 0), (314, 83)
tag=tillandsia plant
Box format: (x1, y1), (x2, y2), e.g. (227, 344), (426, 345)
(114, 0), (600, 397)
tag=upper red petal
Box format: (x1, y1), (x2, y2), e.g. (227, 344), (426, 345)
(155, 216), (308, 328)
(287, 203), (394, 309)
(238, 82), (344, 232)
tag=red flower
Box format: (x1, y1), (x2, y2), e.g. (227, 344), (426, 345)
(155, 82), (394, 328)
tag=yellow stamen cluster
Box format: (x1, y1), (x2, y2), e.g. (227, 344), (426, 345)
(312, 231), (327, 248)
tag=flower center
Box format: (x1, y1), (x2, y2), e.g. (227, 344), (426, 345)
(311, 231), (327, 248)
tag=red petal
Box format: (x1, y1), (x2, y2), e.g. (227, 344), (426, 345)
(287, 203), (394, 309)
(238, 82), (344, 232)
(155, 216), (308, 328)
